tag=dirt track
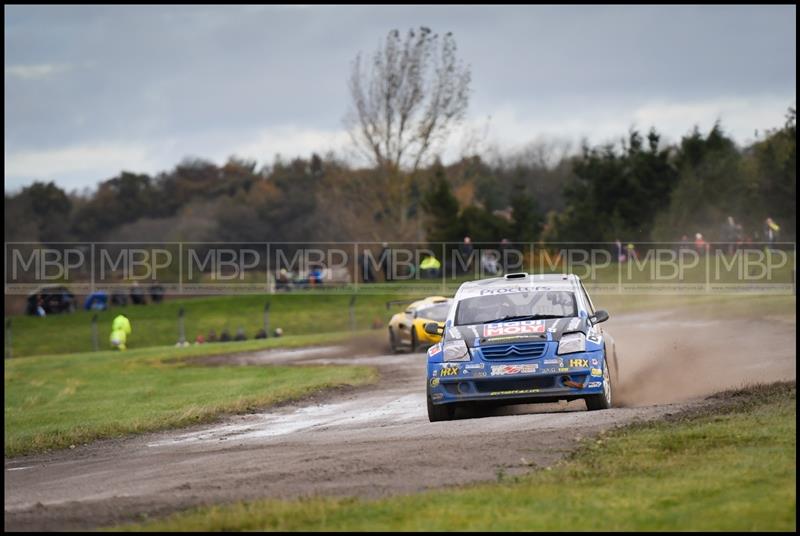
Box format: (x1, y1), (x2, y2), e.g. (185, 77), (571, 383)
(4, 306), (796, 531)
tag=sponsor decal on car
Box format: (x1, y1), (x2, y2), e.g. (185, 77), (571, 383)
(586, 381), (602, 388)
(490, 388), (540, 396)
(490, 364), (538, 376)
(476, 286), (551, 296)
(440, 364), (459, 377)
(471, 371), (487, 377)
(558, 367), (569, 372)
(587, 327), (601, 342)
(547, 318), (564, 333)
(591, 368), (603, 376)
(430, 378), (440, 387)
(568, 358), (589, 368)
(543, 359), (559, 365)
(483, 320), (546, 337)
(481, 334), (545, 344)
(431, 392), (444, 400)
(538, 367), (562, 374)
(427, 343), (442, 356)
(591, 359), (599, 366)
(464, 363), (484, 369)
(479, 286), (528, 295)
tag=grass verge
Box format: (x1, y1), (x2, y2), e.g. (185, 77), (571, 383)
(6, 293), (403, 357)
(4, 332), (378, 457)
(595, 292), (796, 319)
(8, 284), (795, 358)
(119, 382), (796, 532)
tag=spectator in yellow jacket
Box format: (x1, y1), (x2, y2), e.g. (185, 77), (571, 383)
(420, 254), (442, 278)
(110, 314), (132, 351)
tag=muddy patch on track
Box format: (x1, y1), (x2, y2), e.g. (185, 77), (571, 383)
(177, 331), (395, 368)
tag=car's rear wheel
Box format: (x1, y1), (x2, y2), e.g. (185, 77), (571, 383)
(388, 328), (400, 354)
(585, 361), (613, 411)
(427, 395), (455, 422)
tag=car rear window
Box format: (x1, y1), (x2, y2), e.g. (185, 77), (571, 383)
(417, 302), (451, 322)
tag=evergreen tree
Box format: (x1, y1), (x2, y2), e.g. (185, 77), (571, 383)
(510, 181), (543, 243)
(557, 128), (677, 242)
(421, 164), (462, 244)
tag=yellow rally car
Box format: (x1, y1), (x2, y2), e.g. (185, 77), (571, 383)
(387, 296), (453, 353)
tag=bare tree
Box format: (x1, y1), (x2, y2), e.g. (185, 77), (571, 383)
(345, 27), (471, 174)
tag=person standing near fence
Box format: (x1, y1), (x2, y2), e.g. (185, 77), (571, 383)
(459, 236), (474, 274)
(764, 217), (780, 250)
(721, 216), (738, 255)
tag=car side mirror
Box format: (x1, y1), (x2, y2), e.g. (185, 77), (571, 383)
(590, 310), (609, 324)
(424, 322), (443, 335)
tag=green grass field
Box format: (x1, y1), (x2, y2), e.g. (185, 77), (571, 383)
(4, 332), (377, 457)
(6, 292), (405, 357)
(119, 382), (796, 532)
(7, 273), (795, 358)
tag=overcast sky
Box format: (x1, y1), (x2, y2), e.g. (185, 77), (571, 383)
(4, 4), (796, 192)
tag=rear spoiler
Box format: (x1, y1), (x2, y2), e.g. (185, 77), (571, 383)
(385, 299), (416, 311)
(385, 297), (452, 310)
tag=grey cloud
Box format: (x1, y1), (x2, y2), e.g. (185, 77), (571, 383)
(4, 5), (796, 190)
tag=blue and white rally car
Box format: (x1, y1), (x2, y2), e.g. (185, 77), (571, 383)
(425, 273), (619, 422)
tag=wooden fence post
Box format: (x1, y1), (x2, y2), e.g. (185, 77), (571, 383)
(91, 314), (99, 352)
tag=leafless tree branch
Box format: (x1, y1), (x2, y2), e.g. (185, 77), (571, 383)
(345, 27), (471, 174)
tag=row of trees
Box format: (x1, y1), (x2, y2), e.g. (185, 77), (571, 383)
(6, 109), (794, 248)
(419, 110), (796, 247)
(4, 149), (549, 244)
